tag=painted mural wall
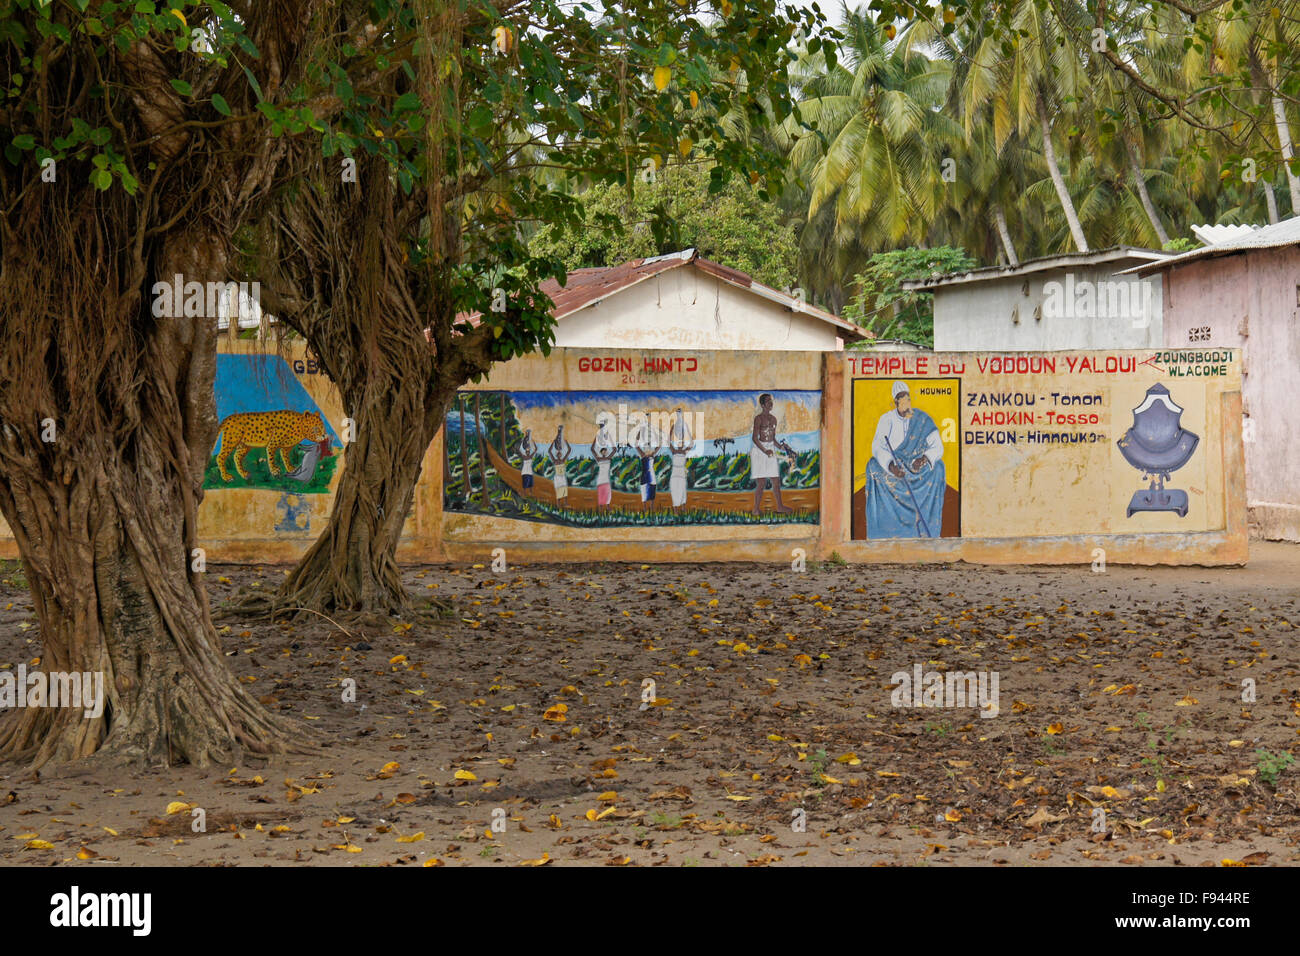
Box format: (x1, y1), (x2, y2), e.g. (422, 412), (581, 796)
(846, 349), (1240, 543)
(1156, 248), (1300, 542)
(0, 344), (1244, 566)
(197, 344), (351, 548)
(440, 350), (826, 548)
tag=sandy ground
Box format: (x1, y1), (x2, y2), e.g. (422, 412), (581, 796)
(0, 543), (1297, 867)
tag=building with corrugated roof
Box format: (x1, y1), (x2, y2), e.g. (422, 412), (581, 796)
(522, 249), (869, 351)
(899, 247), (1170, 352)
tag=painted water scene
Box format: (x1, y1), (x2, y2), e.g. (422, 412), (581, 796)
(443, 390), (821, 526)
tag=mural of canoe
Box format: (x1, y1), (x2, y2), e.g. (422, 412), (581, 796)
(481, 439), (818, 514)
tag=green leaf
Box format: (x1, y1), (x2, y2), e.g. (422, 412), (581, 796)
(169, 79), (193, 97)
(211, 93), (232, 116)
(11, 134), (35, 150)
(90, 169), (113, 190)
(241, 64), (262, 100)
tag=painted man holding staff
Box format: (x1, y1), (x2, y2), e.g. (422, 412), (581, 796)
(865, 381), (945, 538)
(750, 393), (795, 514)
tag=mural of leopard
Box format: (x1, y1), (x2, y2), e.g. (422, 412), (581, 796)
(215, 410), (328, 482)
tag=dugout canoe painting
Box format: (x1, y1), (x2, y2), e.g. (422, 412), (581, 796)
(443, 389), (821, 527)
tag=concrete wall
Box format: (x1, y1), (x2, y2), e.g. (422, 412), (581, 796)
(440, 347), (1243, 565)
(0, 344), (1245, 566)
(555, 267), (843, 351)
(933, 265), (1163, 352)
(1159, 246), (1300, 541)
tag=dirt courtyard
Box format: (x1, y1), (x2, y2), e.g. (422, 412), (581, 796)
(1, 543), (1297, 867)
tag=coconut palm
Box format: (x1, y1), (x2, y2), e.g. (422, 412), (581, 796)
(779, 8), (963, 255)
(943, 0), (1094, 251)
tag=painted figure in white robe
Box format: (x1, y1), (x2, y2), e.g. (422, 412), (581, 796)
(864, 381), (945, 538)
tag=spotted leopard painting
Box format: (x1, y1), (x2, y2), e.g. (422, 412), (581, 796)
(205, 354), (342, 493)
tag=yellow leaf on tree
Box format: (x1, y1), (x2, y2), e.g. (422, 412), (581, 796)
(653, 65), (672, 91)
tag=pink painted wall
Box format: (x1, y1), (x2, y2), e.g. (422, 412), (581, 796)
(1161, 246), (1300, 541)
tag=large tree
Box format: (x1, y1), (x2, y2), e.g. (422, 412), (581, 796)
(0, 0), (395, 766)
(246, 0), (831, 616)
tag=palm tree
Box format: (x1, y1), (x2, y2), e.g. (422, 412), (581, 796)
(946, 0), (1093, 252)
(780, 9), (962, 256)
(1182, 0), (1300, 219)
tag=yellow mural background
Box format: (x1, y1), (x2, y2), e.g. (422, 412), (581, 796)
(852, 378), (962, 496)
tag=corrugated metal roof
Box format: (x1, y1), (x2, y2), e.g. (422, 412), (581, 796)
(1123, 216), (1300, 275)
(899, 246), (1170, 290)
(1190, 223), (1259, 245)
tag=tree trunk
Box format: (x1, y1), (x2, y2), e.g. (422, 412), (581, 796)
(1037, 94), (1089, 252)
(276, 376), (456, 616)
(0, 239), (301, 767)
(1270, 94), (1300, 215)
(1126, 139), (1170, 245)
(498, 394), (508, 463)
(993, 204), (1020, 266)
(459, 393), (471, 501)
(1265, 180), (1280, 224)
(475, 393), (488, 496)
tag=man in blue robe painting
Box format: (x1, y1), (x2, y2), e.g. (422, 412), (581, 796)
(865, 381), (946, 538)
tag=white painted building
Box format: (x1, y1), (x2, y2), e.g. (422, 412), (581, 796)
(900, 247), (1170, 352)
(536, 249), (867, 351)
